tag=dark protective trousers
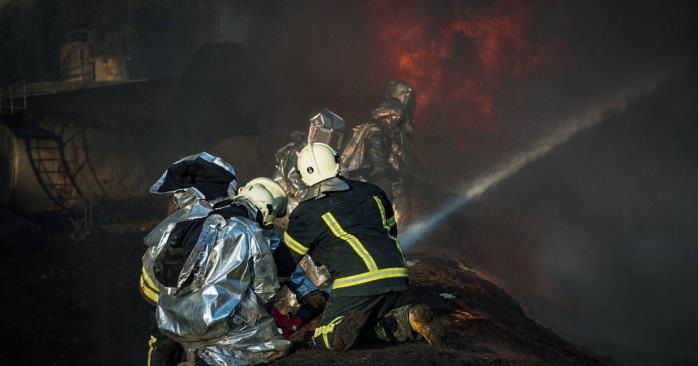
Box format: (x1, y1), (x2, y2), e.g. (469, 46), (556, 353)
(312, 292), (415, 350)
(147, 315), (183, 366)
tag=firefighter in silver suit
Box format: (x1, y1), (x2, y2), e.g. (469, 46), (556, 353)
(154, 184), (291, 365)
(140, 152), (240, 366)
(341, 80), (417, 226)
(273, 108), (346, 219)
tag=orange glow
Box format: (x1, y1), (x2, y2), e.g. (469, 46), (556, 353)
(452, 310), (484, 321)
(370, 0), (562, 150)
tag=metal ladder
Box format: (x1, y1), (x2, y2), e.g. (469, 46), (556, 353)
(1, 82), (106, 212)
(15, 117), (103, 212)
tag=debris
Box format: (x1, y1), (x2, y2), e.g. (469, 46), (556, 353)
(406, 259), (420, 266)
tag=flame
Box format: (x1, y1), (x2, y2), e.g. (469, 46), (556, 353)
(370, 0), (562, 150)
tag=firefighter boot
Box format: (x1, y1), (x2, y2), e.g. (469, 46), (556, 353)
(408, 304), (444, 345)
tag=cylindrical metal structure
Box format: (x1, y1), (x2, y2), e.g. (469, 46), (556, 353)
(0, 124), (17, 207)
(1, 112), (264, 214)
(2, 114), (151, 213)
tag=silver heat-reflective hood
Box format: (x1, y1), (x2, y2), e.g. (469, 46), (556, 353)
(155, 211), (290, 365)
(141, 190), (214, 303)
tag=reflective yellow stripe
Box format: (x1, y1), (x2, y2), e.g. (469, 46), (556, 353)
(333, 267), (409, 289)
(140, 276), (159, 302)
(322, 212), (378, 271)
(323, 332), (331, 350)
(147, 335), (156, 366)
(314, 316), (344, 336)
(373, 196), (388, 229)
(284, 231), (309, 256)
(141, 266), (160, 294)
(313, 316), (344, 350)
(373, 196), (406, 263)
(374, 323), (390, 341)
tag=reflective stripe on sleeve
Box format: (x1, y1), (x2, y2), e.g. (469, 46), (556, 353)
(321, 212), (378, 271)
(284, 231), (309, 256)
(141, 266), (160, 294)
(139, 275), (159, 303)
(373, 196), (406, 264)
(147, 335), (156, 366)
(333, 267), (409, 289)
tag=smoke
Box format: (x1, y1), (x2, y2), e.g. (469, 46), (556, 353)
(0, 0), (13, 11)
(400, 76), (661, 249)
(0, 1), (693, 365)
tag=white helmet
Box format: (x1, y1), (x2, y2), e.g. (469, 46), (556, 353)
(241, 177), (288, 218)
(297, 143), (340, 187)
(236, 183), (275, 227)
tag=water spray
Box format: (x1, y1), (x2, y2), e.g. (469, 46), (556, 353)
(399, 78), (662, 250)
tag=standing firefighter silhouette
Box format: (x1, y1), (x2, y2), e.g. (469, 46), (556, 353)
(341, 80), (417, 226)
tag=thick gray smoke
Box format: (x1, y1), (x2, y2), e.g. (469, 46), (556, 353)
(400, 77), (661, 249)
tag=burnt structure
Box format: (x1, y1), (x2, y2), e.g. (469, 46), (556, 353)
(0, 43), (264, 213)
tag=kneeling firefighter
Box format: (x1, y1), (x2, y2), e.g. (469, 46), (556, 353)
(238, 178), (329, 336)
(273, 143), (443, 351)
(140, 152), (241, 366)
(154, 182), (291, 365)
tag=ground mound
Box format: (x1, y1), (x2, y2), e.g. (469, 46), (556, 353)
(0, 218), (601, 365)
(275, 255), (601, 366)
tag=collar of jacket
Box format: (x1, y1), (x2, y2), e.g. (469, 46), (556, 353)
(211, 197), (262, 224)
(300, 176), (350, 202)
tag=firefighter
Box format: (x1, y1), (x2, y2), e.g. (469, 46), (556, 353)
(274, 143), (443, 351)
(139, 152), (240, 366)
(341, 80), (417, 226)
(273, 108), (346, 219)
(239, 177), (329, 327)
(155, 183), (290, 365)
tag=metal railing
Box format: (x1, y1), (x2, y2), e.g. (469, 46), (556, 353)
(0, 81), (27, 115)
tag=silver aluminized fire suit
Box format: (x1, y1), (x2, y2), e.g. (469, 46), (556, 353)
(273, 109), (346, 217)
(341, 80), (417, 225)
(141, 152), (240, 366)
(154, 198), (290, 365)
(142, 153), (289, 365)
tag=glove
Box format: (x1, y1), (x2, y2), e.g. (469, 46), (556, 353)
(271, 307), (303, 339)
(301, 290), (328, 311)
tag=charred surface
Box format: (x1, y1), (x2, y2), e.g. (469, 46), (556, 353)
(275, 255), (601, 366)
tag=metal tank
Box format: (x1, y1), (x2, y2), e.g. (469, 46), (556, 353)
(0, 112), (146, 213)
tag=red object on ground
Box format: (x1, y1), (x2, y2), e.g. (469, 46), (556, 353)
(272, 307), (304, 339)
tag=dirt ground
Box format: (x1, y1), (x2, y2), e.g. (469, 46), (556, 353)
(0, 213), (601, 366)
(273, 255), (602, 366)
(0, 213), (152, 366)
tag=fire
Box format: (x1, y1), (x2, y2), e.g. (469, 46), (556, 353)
(452, 309), (485, 321)
(369, 0), (562, 151)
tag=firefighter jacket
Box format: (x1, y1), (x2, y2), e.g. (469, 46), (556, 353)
(154, 200), (290, 365)
(275, 177), (408, 297)
(139, 152), (239, 306)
